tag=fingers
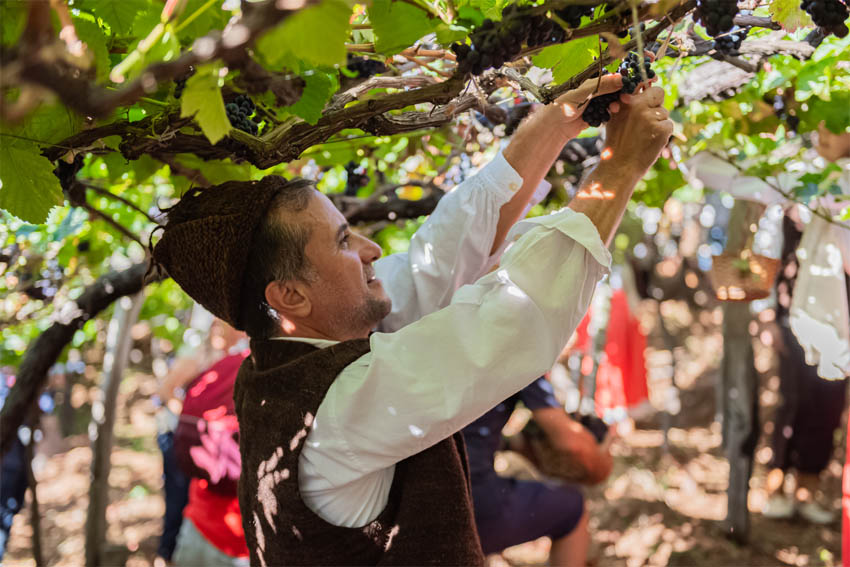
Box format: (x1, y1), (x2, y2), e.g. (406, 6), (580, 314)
(658, 115), (674, 138)
(624, 85), (664, 108)
(560, 73), (623, 105)
(589, 73), (625, 97)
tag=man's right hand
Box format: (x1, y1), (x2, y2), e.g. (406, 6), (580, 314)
(568, 85), (673, 246)
(603, 85), (673, 175)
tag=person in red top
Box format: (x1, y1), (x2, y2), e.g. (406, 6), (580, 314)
(172, 320), (250, 566)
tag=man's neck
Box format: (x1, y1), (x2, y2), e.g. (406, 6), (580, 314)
(277, 321), (369, 342)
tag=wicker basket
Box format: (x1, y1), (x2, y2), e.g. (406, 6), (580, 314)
(709, 252), (780, 302)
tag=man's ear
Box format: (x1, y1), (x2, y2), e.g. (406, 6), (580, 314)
(265, 280), (311, 320)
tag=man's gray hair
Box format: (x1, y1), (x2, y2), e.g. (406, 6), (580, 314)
(238, 179), (316, 339)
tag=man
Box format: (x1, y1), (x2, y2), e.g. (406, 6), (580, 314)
(153, 75), (673, 565)
(463, 376), (613, 566)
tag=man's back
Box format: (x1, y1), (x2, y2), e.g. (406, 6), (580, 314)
(234, 338), (484, 566)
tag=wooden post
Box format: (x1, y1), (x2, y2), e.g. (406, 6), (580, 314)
(721, 302), (759, 543)
(718, 199), (764, 544)
(23, 409), (44, 567)
(84, 292), (144, 567)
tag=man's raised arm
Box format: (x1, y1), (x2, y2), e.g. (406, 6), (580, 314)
(496, 74), (625, 254)
(568, 86), (673, 245)
(376, 75), (632, 331)
(301, 83), (676, 520)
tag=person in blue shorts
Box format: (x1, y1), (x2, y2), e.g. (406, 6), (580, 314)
(462, 376), (613, 567)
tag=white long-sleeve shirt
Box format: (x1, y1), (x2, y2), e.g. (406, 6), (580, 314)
(275, 153), (611, 527)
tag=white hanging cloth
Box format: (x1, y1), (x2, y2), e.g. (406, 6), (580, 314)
(789, 159), (850, 380)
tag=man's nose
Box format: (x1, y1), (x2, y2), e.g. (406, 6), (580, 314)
(357, 234), (382, 263)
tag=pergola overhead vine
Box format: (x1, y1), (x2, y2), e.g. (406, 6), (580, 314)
(1, 0), (820, 173)
(1, 0), (848, 456)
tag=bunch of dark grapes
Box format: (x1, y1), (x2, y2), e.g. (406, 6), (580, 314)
(452, 5), (568, 76)
(771, 93), (800, 133)
(173, 66), (195, 99)
(226, 94), (259, 135)
(800, 0), (849, 37)
(614, 21), (644, 39)
(346, 54), (388, 78)
(713, 25), (749, 54)
(344, 161), (370, 196)
(581, 52), (654, 127)
(695, 0), (739, 37)
(553, 4), (594, 28)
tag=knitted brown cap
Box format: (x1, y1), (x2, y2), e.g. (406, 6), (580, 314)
(152, 176), (289, 330)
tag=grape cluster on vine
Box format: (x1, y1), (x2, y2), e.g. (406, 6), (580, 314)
(452, 5), (571, 76)
(695, 0), (739, 36)
(344, 161), (370, 196)
(553, 4), (594, 28)
(346, 54), (388, 78)
(713, 25), (749, 55)
(581, 52), (655, 127)
(771, 93), (800, 133)
(226, 95), (259, 136)
(801, 0), (849, 37)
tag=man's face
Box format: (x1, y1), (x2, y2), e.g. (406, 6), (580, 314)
(297, 191), (391, 340)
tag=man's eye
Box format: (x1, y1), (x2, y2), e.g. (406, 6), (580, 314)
(340, 234), (351, 248)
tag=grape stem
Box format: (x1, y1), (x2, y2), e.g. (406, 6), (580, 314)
(499, 67), (545, 103)
(402, 55), (454, 78)
(175, 0), (218, 34)
(630, 0), (648, 83)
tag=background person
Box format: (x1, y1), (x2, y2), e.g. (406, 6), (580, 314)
(153, 317), (246, 564)
(462, 376), (612, 567)
(172, 322), (249, 566)
(764, 123), (850, 525)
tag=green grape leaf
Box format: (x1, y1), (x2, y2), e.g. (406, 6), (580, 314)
(533, 36), (598, 84)
(257, 0), (350, 68)
(456, 5), (485, 27)
(798, 91), (850, 133)
(119, 18), (181, 82)
(132, 154), (164, 182)
(180, 64), (231, 144)
(464, 0), (509, 20)
(1, 0), (27, 47)
(176, 0), (231, 42)
(73, 18), (111, 82)
(101, 153), (132, 182)
(0, 143), (64, 224)
(132, 9), (161, 38)
(369, 0), (439, 54)
(283, 71), (338, 125)
(768, 0), (813, 31)
(2, 103), (83, 146)
(435, 23), (470, 45)
(174, 154), (254, 184)
(79, 0), (150, 36)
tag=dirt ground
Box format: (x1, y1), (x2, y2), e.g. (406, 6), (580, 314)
(4, 301), (844, 566)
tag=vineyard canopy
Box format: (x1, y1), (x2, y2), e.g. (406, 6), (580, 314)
(0, 0), (849, 449)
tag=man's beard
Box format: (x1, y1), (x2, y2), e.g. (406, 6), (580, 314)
(338, 295), (392, 337)
(360, 295), (392, 329)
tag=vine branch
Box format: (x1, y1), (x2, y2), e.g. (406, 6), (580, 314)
(1, 0), (316, 121)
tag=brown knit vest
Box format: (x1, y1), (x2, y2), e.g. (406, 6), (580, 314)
(233, 338), (485, 566)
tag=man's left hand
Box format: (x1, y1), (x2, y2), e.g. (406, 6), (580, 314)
(551, 74), (624, 139)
